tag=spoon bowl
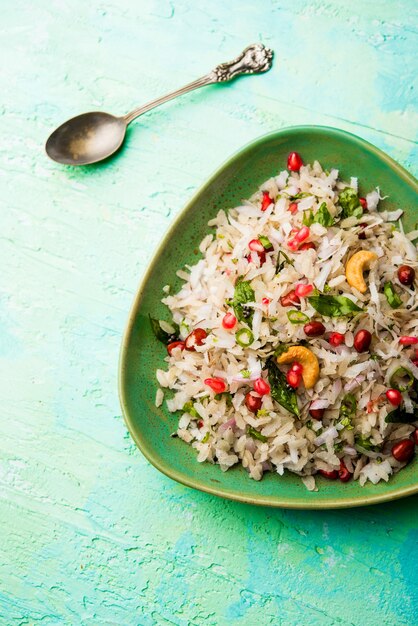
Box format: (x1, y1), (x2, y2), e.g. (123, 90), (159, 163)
(46, 112), (127, 165)
(45, 44), (274, 166)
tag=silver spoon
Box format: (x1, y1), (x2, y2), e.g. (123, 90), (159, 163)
(45, 44), (273, 166)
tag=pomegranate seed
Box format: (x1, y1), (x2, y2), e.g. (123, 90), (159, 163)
(309, 407), (325, 420)
(358, 223), (368, 240)
(286, 370), (301, 388)
(280, 290), (300, 307)
(399, 336), (418, 346)
(367, 400), (377, 414)
(249, 239), (265, 253)
(353, 329), (372, 353)
(413, 429), (418, 446)
(287, 151), (303, 172)
(222, 312), (237, 330)
(295, 283), (314, 298)
(397, 265), (415, 286)
(246, 251), (266, 265)
(413, 359), (418, 368)
(261, 191), (272, 212)
(328, 332), (345, 347)
(245, 392), (262, 413)
(386, 389), (402, 406)
(359, 197), (368, 210)
(261, 297), (270, 306)
(253, 378), (271, 395)
(167, 341), (185, 356)
(288, 202), (298, 214)
(339, 461), (352, 482)
(392, 439), (415, 463)
(198, 420), (204, 428)
(299, 242), (316, 251)
(288, 238), (299, 251)
(185, 328), (207, 351)
(319, 469), (339, 479)
(204, 377), (227, 394)
(290, 362), (303, 374)
(294, 226), (310, 243)
(304, 321), (325, 337)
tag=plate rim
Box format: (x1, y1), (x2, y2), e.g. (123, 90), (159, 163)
(119, 125), (418, 509)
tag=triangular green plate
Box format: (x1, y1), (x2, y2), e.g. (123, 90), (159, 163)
(119, 126), (418, 508)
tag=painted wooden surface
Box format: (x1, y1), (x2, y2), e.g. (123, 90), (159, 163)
(1, 1), (417, 624)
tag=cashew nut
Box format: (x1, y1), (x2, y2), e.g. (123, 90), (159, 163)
(277, 346), (319, 389)
(345, 250), (378, 294)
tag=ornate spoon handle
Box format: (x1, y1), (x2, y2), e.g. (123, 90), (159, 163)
(123, 43), (274, 124)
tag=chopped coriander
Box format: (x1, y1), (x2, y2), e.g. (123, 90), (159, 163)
(247, 427), (267, 442)
(201, 432), (210, 443)
(240, 369), (251, 378)
(182, 401), (199, 418)
(258, 234), (273, 251)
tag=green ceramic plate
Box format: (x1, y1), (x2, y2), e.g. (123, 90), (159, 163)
(119, 126), (418, 509)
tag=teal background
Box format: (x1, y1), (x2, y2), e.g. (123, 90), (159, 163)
(1, 1), (417, 624)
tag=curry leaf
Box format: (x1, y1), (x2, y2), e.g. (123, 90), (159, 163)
(232, 277), (255, 324)
(385, 406), (418, 423)
(308, 295), (363, 317)
(266, 357), (299, 417)
(149, 315), (179, 344)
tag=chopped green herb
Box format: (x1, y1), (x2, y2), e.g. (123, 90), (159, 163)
(231, 258), (238, 264)
(182, 401), (200, 419)
(323, 284), (332, 293)
(247, 426), (267, 442)
(315, 202), (334, 227)
(258, 234), (273, 251)
(217, 234), (225, 239)
(384, 281), (403, 309)
(370, 353), (381, 361)
(334, 441), (344, 453)
(287, 310), (309, 324)
(303, 210), (315, 226)
(227, 239), (234, 249)
(232, 277), (255, 324)
(308, 294), (363, 317)
(235, 328), (254, 348)
(214, 392), (233, 406)
(201, 432), (210, 443)
(149, 315), (179, 344)
(287, 191), (311, 200)
(339, 394), (357, 430)
(266, 357), (299, 417)
(276, 249), (294, 274)
(257, 408), (270, 417)
(355, 434), (381, 452)
(240, 369), (251, 378)
(340, 394), (357, 418)
(389, 367), (414, 392)
(306, 419), (313, 430)
(340, 417), (354, 430)
(338, 187), (363, 219)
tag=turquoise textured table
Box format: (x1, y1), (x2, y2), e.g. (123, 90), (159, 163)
(2, 2), (417, 624)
